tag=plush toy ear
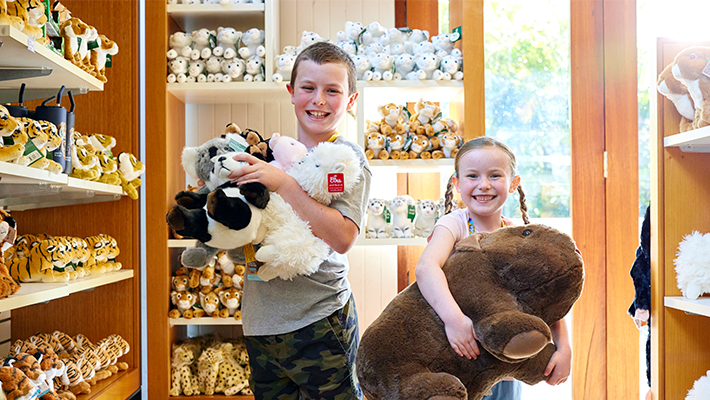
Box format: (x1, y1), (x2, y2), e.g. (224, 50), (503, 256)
(332, 162), (345, 173)
(456, 233), (485, 252)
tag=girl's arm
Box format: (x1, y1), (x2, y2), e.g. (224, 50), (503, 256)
(229, 152), (359, 253)
(415, 226), (480, 360)
(544, 317), (572, 385)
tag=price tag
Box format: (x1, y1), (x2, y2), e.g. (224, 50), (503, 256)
(27, 35), (36, 53)
(328, 173), (344, 193)
(450, 26), (462, 42)
(407, 204), (416, 222)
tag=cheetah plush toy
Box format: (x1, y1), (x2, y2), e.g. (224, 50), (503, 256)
(197, 347), (223, 396)
(170, 343), (199, 396)
(214, 343), (250, 395)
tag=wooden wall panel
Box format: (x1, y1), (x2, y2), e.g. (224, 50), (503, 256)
(462, 0), (483, 139)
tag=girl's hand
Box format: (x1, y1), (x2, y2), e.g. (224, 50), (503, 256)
(444, 315), (480, 360)
(229, 152), (288, 192)
(544, 347), (571, 385)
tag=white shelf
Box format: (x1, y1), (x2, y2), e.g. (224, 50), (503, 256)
(663, 125), (710, 152)
(357, 80), (464, 103)
(367, 158), (455, 169)
(0, 25), (103, 102)
(0, 270), (133, 312)
(167, 81), (288, 104)
(169, 317), (242, 326)
(0, 162), (125, 210)
(167, 3), (265, 32)
(169, 239), (197, 248)
(664, 296), (710, 317)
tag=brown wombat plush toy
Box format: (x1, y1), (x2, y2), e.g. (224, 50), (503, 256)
(357, 224), (585, 400)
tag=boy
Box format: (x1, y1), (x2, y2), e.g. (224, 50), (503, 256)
(229, 42), (371, 399)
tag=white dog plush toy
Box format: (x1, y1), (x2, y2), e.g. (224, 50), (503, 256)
(674, 231), (710, 300)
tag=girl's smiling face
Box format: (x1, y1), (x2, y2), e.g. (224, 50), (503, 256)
(287, 60), (358, 143)
(454, 146), (520, 218)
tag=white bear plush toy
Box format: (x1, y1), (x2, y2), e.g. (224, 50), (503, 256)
(187, 59), (206, 83)
(221, 58), (246, 82)
(674, 231), (710, 300)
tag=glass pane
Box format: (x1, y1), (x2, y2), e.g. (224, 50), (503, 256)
(484, 1), (572, 399)
(484, 0), (571, 235)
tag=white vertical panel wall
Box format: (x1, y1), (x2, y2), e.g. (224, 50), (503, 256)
(184, 0), (398, 332)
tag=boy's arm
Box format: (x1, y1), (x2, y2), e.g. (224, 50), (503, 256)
(544, 317), (572, 385)
(229, 152), (365, 254)
(415, 226), (480, 360)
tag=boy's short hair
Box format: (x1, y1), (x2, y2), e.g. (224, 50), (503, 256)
(290, 42), (357, 96)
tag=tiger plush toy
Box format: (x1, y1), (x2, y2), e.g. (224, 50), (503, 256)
(8, 0), (49, 45)
(0, 0), (25, 30)
(60, 17), (94, 71)
(90, 35), (119, 83)
(8, 237), (73, 283)
(0, 209), (20, 299)
(16, 117), (50, 169)
(37, 120), (64, 174)
(117, 152), (145, 200)
(96, 151), (121, 186)
(169, 290), (197, 319)
(55, 358), (91, 396)
(0, 105), (27, 164)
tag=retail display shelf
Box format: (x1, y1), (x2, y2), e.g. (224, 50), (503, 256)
(185, 396), (254, 400)
(664, 296), (710, 317)
(0, 25), (103, 102)
(76, 368), (139, 400)
(169, 239), (197, 248)
(663, 125), (710, 152)
(355, 237), (427, 246)
(0, 163), (125, 210)
(356, 80), (464, 104)
(170, 317), (243, 326)
(167, 82), (288, 104)
(167, 3), (265, 32)
(0, 270), (134, 313)
(367, 158), (455, 169)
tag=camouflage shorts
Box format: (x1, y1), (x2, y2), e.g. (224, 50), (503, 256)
(244, 295), (364, 400)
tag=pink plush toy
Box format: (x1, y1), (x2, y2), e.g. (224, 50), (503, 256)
(269, 132), (307, 171)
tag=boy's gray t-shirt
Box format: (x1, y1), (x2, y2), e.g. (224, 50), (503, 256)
(241, 137), (372, 336)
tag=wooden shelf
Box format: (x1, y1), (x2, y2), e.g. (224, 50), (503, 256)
(0, 25), (103, 102)
(76, 368), (140, 400)
(0, 162), (124, 210)
(170, 317), (242, 326)
(664, 296), (710, 317)
(167, 82), (288, 104)
(169, 239), (196, 248)
(0, 270), (134, 312)
(663, 125), (710, 152)
(167, 3), (265, 32)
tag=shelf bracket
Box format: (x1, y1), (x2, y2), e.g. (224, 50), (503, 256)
(680, 144), (710, 153)
(0, 182), (61, 199)
(0, 66), (53, 82)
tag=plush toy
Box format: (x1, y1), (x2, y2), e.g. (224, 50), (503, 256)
(91, 34), (119, 83)
(268, 132), (306, 171)
(167, 56), (189, 83)
(628, 205), (651, 388)
(238, 28), (265, 60)
(9, 238), (74, 283)
(440, 54), (464, 81)
(212, 27), (241, 59)
(0, 209), (20, 299)
(432, 32), (455, 57)
(0, 365), (33, 400)
(220, 58), (245, 82)
(197, 347), (223, 396)
(213, 342), (250, 395)
(671, 47), (710, 129)
(96, 151), (121, 186)
(187, 59), (206, 83)
(389, 195), (415, 238)
(243, 56), (264, 82)
(61, 18), (92, 70)
(0, 0), (25, 31)
(413, 199), (438, 238)
(228, 125), (270, 161)
(687, 370), (710, 400)
(674, 230), (710, 300)
(117, 152), (145, 200)
(370, 52), (395, 81)
(357, 224), (585, 400)
(169, 290), (197, 319)
(167, 31), (193, 60)
(404, 28), (429, 55)
(440, 132), (463, 159)
(195, 291), (221, 318)
(271, 53), (296, 83)
(408, 134), (432, 160)
(190, 28), (215, 60)
(387, 132), (410, 160)
(8, 0), (48, 45)
(352, 54), (374, 81)
(0, 105), (26, 165)
(296, 30), (327, 53)
(657, 63), (696, 132)
(364, 131), (389, 160)
(365, 198), (390, 239)
(394, 53), (419, 80)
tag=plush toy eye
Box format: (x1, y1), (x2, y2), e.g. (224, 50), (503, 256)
(690, 53), (697, 59)
(522, 229), (533, 237)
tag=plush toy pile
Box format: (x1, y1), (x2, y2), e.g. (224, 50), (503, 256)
(0, 209), (20, 299)
(674, 230), (710, 300)
(0, 331), (130, 400)
(169, 335), (252, 397)
(166, 123), (363, 281)
(356, 224), (585, 400)
(657, 46), (710, 133)
(169, 252), (246, 320)
(4, 232), (121, 284)
(166, 25), (266, 83)
(364, 99), (463, 161)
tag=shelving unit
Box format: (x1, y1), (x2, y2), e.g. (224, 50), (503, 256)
(1, 2), (142, 399)
(651, 38), (710, 400)
(167, 81), (287, 103)
(170, 317), (242, 327)
(0, 25), (102, 102)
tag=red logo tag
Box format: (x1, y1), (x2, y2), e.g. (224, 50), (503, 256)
(328, 173), (344, 193)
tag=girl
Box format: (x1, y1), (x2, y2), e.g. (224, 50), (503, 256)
(415, 136), (571, 399)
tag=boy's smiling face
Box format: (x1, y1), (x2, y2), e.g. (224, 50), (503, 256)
(287, 60), (358, 144)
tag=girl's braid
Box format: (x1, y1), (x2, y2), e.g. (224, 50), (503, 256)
(517, 185), (530, 225)
(444, 174), (456, 215)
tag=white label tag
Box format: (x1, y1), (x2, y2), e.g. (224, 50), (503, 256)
(27, 35), (35, 53)
(703, 60), (710, 79)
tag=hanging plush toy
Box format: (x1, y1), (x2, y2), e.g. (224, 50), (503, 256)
(674, 230), (710, 300)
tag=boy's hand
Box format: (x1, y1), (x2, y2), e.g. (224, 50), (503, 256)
(633, 309), (649, 329)
(229, 152), (288, 192)
(445, 315), (480, 360)
(544, 347), (571, 385)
